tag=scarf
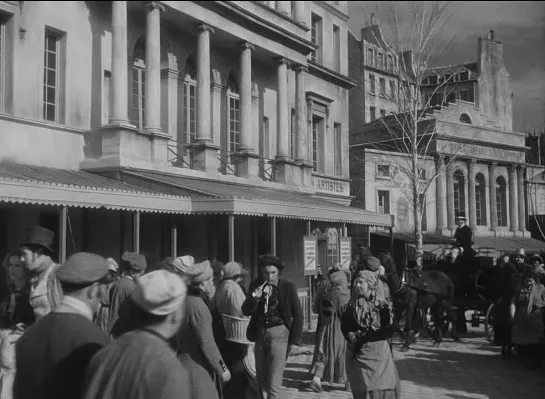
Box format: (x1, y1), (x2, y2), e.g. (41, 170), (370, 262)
(526, 283), (545, 314)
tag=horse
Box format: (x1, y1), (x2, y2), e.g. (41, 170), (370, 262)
(375, 251), (459, 352)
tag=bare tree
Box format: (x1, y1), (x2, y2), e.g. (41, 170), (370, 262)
(359, 1), (470, 268)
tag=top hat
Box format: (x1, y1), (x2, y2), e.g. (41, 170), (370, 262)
(455, 213), (467, 221)
(21, 226), (55, 252)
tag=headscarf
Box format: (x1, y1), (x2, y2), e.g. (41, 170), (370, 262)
(352, 270), (392, 331)
(522, 270), (545, 314)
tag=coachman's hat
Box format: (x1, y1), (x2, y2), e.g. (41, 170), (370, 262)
(455, 213), (467, 221)
(21, 226), (55, 252)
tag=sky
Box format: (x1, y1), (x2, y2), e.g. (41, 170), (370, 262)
(347, 1), (545, 133)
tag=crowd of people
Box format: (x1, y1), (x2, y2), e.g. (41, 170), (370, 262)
(0, 225), (402, 399)
(493, 248), (545, 368)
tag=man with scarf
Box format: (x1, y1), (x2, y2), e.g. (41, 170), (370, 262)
(176, 259), (230, 399)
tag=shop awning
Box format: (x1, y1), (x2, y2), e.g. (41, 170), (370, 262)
(118, 169), (392, 227)
(0, 162), (191, 214)
(472, 236), (545, 258)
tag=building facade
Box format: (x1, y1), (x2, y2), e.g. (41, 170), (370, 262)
(349, 29), (539, 256)
(0, 1), (390, 300)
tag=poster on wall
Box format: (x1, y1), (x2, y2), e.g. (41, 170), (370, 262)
(303, 236), (318, 276)
(340, 237), (352, 270)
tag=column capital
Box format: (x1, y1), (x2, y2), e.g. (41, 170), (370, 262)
(146, 1), (165, 12)
(196, 23), (214, 35)
(241, 42), (255, 52)
(518, 164), (526, 172)
(467, 158), (476, 168)
(509, 163), (518, 173)
(275, 57), (291, 66)
(489, 161), (498, 167)
(294, 64), (308, 73)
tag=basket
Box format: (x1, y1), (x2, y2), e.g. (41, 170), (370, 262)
(221, 314), (252, 345)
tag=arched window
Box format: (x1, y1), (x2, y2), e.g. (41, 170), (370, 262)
(460, 113), (472, 124)
(475, 173), (487, 226)
(453, 170), (466, 217)
(387, 55), (393, 71)
(326, 228), (339, 269)
(183, 56), (197, 144)
(496, 176), (508, 226)
(131, 37), (147, 130)
(226, 72), (240, 156)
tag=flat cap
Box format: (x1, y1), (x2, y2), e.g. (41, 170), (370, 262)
(122, 251), (147, 271)
(131, 270), (187, 316)
(223, 262), (248, 279)
(364, 256), (381, 272)
(56, 252), (110, 285)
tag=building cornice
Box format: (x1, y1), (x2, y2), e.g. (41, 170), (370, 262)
(195, 1), (317, 56)
(313, 1), (349, 22)
(253, 1), (310, 31)
(435, 134), (529, 153)
(308, 61), (357, 89)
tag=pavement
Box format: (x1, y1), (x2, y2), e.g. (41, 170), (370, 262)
(283, 327), (545, 399)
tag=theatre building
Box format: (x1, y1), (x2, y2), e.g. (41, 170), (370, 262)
(0, 0), (390, 308)
(349, 29), (545, 260)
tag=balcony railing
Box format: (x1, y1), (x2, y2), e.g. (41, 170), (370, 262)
(167, 140), (193, 169)
(258, 157), (275, 182)
(218, 150), (237, 176)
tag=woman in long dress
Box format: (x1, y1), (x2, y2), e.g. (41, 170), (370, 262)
(341, 270), (401, 399)
(308, 270), (350, 392)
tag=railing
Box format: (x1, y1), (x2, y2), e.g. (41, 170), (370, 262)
(217, 151), (237, 176)
(167, 140), (193, 169)
(258, 157), (275, 182)
(298, 287), (317, 331)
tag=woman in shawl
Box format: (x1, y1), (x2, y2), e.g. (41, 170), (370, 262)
(341, 270), (401, 399)
(510, 269), (545, 368)
(94, 258), (120, 337)
(308, 269), (350, 392)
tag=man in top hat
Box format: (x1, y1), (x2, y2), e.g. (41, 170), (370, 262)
(82, 270), (190, 399)
(14, 252), (111, 399)
(19, 226), (63, 320)
(453, 213), (477, 259)
(108, 251), (147, 337)
(242, 254), (304, 399)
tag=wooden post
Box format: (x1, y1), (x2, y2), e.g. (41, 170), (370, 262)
(170, 221), (177, 258)
(366, 225), (371, 248)
(59, 206), (67, 263)
(271, 217), (277, 255)
(342, 223), (347, 237)
(308, 275), (312, 330)
(133, 211), (140, 253)
(228, 215), (235, 261)
(390, 214), (395, 251)
(306, 220), (311, 235)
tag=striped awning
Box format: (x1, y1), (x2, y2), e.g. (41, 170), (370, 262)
(0, 162), (191, 214)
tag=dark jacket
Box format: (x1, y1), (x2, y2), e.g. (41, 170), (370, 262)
(454, 225), (474, 250)
(242, 278), (304, 346)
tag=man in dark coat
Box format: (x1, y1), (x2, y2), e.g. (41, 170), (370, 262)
(14, 252), (111, 399)
(453, 214), (477, 258)
(242, 254), (304, 399)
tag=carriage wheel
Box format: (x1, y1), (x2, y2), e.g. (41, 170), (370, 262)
(484, 302), (495, 343)
(426, 312), (449, 341)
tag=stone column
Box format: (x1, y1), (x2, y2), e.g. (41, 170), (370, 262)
(144, 1), (164, 134)
(196, 24), (213, 142)
(110, 1), (129, 125)
(293, 1), (306, 25)
(295, 65), (308, 163)
(518, 165), (526, 232)
(276, 58), (290, 160)
(276, 1), (291, 16)
(508, 164), (518, 232)
(435, 154), (446, 233)
(446, 160), (455, 230)
(468, 159), (477, 229)
(488, 163), (498, 231)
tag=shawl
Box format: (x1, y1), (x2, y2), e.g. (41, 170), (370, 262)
(526, 283), (545, 314)
(351, 270), (393, 331)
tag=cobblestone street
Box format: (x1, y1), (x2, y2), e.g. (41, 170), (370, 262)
(284, 329), (545, 399)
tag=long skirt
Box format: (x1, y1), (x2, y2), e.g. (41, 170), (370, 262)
(310, 314), (347, 384)
(346, 340), (401, 399)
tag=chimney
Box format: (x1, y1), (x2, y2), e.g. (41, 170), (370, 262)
(488, 30), (495, 40)
(370, 13), (377, 26)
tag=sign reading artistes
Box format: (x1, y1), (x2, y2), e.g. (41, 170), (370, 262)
(340, 238), (352, 270)
(313, 176), (349, 196)
(303, 236), (318, 276)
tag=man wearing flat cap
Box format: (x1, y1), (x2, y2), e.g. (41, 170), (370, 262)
(177, 259), (231, 399)
(15, 252), (111, 399)
(108, 251), (147, 336)
(82, 270), (190, 399)
(19, 226), (63, 321)
(242, 254), (304, 399)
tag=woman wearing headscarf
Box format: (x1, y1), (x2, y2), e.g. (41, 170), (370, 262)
(94, 258), (119, 336)
(308, 270), (350, 392)
(341, 270), (400, 399)
(176, 258), (230, 399)
(510, 269), (545, 368)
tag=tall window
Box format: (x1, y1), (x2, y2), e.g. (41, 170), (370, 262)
(333, 24), (340, 72)
(387, 55), (393, 71)
(131, 37), (146, 130)
(102, 71), (111, 125)
(227, 73), (240, 154)
(377, 52), (383, 69)
(496, 176), (508, 227)
(334, 123), (342, 176)
(369, 74), (375, 94)
(379, 78), (386, 97)
(312, 115), (323, 172)
(0, 16), (5, 112)
(460, 88), (475, 102)
(310, 14), (322, 63)
(43, 31), (62, 122)
(475, 173), (487, 226)
(183, 57), (197, 144)
(262, 117), (270, 159)
(378, 190), (390, 214)
(327, 228), (339, 268)
(367, 48), (374, 67)
(370, 106), (376, 121)
(453, 170), (466, 217)
(389, 80), (396, 100)
(290, 108), (296, 158)
(380, 109), (386, 118)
